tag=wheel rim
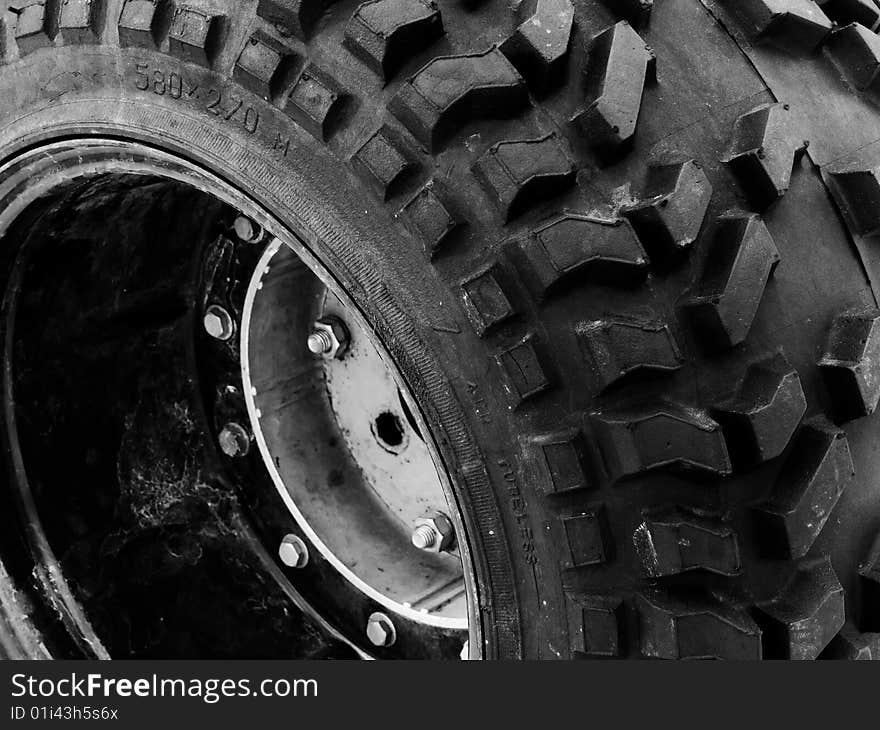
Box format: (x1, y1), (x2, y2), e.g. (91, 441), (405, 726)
(0, 138), (477, 659)
(242, 238), (468, 629)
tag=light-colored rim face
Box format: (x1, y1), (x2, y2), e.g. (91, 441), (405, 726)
(241, 239), (468, 630)
(0, 138), (478, 656)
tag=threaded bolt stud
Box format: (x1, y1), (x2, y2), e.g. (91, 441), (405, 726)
(411, 524), (438, 550)
(307, 330), (334, 355)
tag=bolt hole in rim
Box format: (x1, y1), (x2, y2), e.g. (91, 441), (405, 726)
(0, 138), (477, 659)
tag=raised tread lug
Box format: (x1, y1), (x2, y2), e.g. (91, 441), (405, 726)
(683, 212), (780, 351)
(518, 215), (648, 297)
(730, 0), (833, 52)
(825, 149), (880, 235)
(634, 507), (741, 577)
(257, 0), (339, 41)
(572, 20), (654, 162)
(753, 419), (854, 559)
(562, 505), (611, 568)
(591, 401), (732, 481)
(567, 594), (625, 657)
(235, 27), (299, 101)
(818, 0), (880, 29)
(495, 334), (551, 407)
(819, 307), (880, 421)
(472, 133), (576, 222)
(351, 126), (416, 200)
(599, 0), (653, 27)
(620, 159), (713, 258)
(499, 0), (574, 92)
(531, 430), (593, 495)
(343, 0), (443, 83)
(460, 264), (516, 336)
(284, 65), (345, 141)
(724, 102), (806, 208)
(7, 0), (58, 56)
(858, 530), (880, 630)
(578, 318), (682, 392)
(637, 591), (762, 660)
(825, 22), (880, 97)
(389, 47), (527, 152)
(712, 353), (807, 467)
(823, 622), (880, 659)
(755, 555), (845, 659)
(399, 181), (462, 256)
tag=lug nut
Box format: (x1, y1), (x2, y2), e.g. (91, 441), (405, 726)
(218, 423), (250, 458)
(232, 215), (263, 244)
(278, 534), (309, 568)
(204, 305), (234, 341)
(366, 612), (396, 648)
(307, 317), (350, 360)
(411, 512), (455, 553)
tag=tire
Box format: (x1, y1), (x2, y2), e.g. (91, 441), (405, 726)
(0, 0), (879, 660)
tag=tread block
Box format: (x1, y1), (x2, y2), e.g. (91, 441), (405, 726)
(235, 28), (298, 100)
(713, 353), (807, 467)
(495, 335), (551, 406)
(599, 0), (653, 27)
(634, 507), (741, 577)
(257, 0), (339, 41)
(343, 0), (443, 82)
(284, 65), (345, 141)
(399, 181), (461, 256)
(755, 556), (845, 659)
(591, 401), (732, 481)
(351, 126), (415, 200)
(460, 265), (515, 336)
(683, 212), (780, 351)
(472, 133), (576, 222)
(167, 3), (224, 67)
(826, 155), (880, 235)
(119, 0), (161, 47)
(519, 215), (648, 297)
(389, 47), (527, 152)
(562, 506), (610, 568)
(826, 23), (880, 97)
(58, 0), (98, 44)
(8, 1), (55, 54)
(819, 307), (880, 421)
(733, 0), (833, 52)
(532, 430), (593, 495)
(823, 623), (880, 659)
(499, 0), (574, 92)
(724, 103), (806, 208)
(578, 318), (682, 392)
(858, 531), (880, 630)
(818, 0), (880, 29)
(637, 592), (762, 659)
(620, 159), (713, 257)
(572, 21), (654, 162)
(754, 419), (854, 559)
(568, 594), (624, 657)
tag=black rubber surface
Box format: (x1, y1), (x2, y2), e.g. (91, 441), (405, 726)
(0, 0), (879, 659)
